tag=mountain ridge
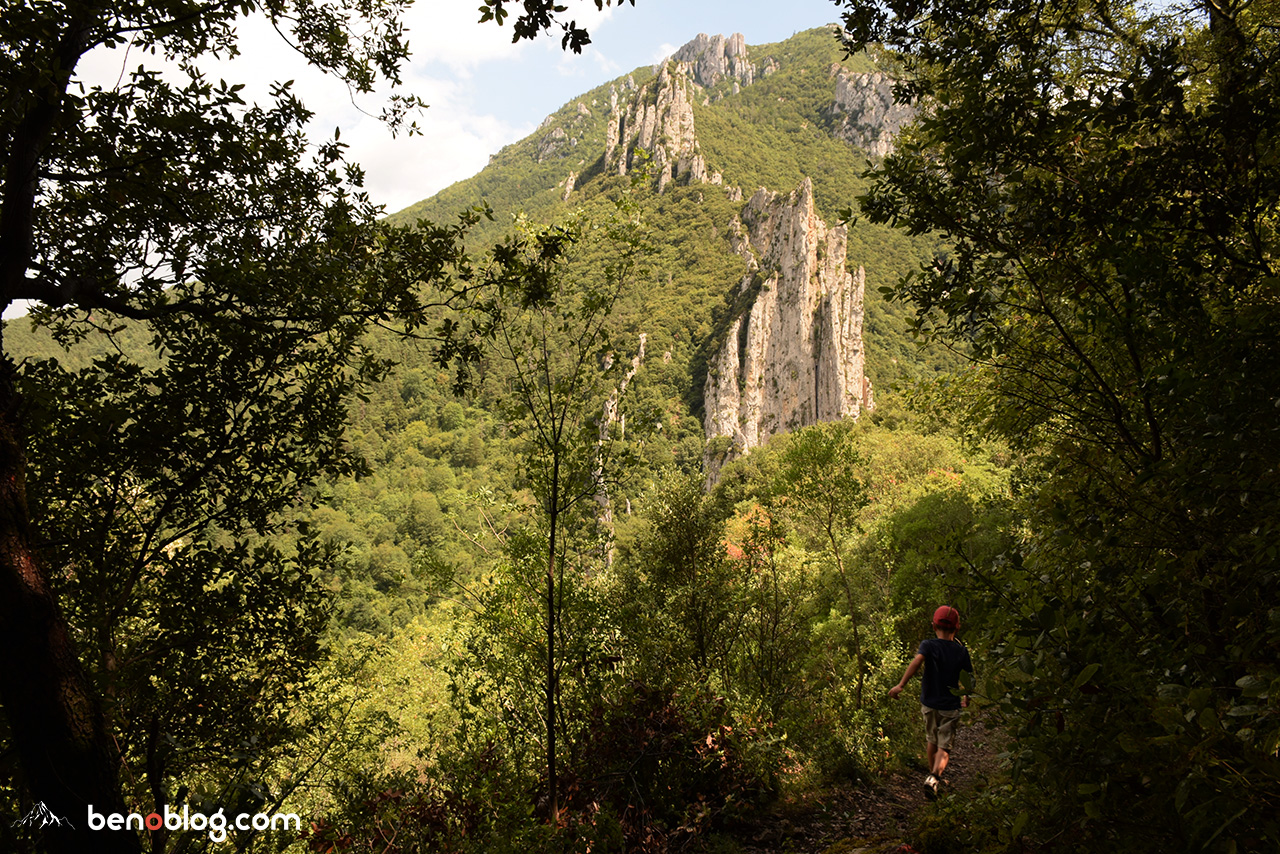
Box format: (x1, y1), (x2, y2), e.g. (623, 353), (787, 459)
(387, 27), (952, 474)
(5, 28), (959, 461)
(387, 27), (882, 229)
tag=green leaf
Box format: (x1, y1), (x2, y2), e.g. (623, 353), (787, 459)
(1175, 778), (1191, 812)
(1073, 662), (1100, 689)
(1234, 675), (1267, 698)
(1188, 688), (1213, 711)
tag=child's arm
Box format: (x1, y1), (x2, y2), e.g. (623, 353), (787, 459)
(888, 653), (925, 699)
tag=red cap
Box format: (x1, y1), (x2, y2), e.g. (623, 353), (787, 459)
(933, 605), (960, 630)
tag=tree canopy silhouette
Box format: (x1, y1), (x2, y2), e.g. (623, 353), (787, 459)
(836, 0), (1280, 847)
(0, 2), (632, 850)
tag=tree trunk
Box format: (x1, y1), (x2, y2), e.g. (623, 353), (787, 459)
(0, 359), (139, 853)
(545, 461), (560, 825)
(827, 523), (863, 710)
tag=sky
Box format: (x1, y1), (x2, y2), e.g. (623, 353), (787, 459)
(76, 0), (846, 217)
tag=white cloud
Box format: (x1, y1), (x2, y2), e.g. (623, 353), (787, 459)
(61, 1), (847, 229)
(400, 2), (527, 72)
(554, 42), (619, 79)
(651, 42), (679, 64)
(402, 0), (620, 73)
(68, 10), (533, 215)
(2, 300), (33, 321)
(351, 84), (532, 214)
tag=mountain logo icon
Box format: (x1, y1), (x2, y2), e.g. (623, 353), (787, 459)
(12, 801), (75, 830)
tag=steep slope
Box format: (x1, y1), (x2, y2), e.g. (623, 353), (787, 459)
(703, 179), (870, 481)
(391, 28), (956, 464)
(9, 28), (956, 503)
(0, 27), (965, 638)
(828, 69), (915, 157)
(605, 57), (717, 190)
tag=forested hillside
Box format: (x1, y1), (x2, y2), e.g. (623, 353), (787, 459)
(3, 25), (962, 641)
(392, 27), (958, 390)
(2, 21), (988, 852)
(4, 4), (1276, 854)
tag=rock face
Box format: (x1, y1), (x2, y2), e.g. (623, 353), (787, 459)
(532, 98), (595, 164)
(583, 34), (888, 481)
(596, 334), (647, 546)
(604, 35), (913, 194)
(607, 32), (767, 191)
(536, 126), (572, 162)
(671, 33), (753, 90)
(828, 67), (915, 158)
(703, 178), (872, 481)
(608, 60), (715, 191)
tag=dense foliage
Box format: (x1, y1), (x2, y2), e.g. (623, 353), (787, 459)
(0, 2), (608, 852)
(838, 0), (1280, 849)
(308, 413), (1012, 852)
(14, 7), (1218, 851)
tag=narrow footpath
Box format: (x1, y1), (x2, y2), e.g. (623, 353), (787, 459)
(717, 714), (1002, 854)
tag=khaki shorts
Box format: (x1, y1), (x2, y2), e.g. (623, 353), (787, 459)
(922, 705), (962, 751)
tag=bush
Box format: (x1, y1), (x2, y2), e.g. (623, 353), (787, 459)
(560, 683), (781, 851)
(308, 683), (782, 853)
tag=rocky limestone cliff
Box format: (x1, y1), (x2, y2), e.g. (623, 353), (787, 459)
(703, 178), (872, 481)
(596, 34), (913, 199)
(532, 100), (597, 164)
(605, 31), (771, 192)
(827, 66), (915, 158)
(596, 334), (646, 546)
(607, 60), (720, 191)
(671, 33), (754, 91)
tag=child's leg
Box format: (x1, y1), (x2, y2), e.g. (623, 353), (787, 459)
(931, 709), (960, 777)
(923, 706), (938, 772)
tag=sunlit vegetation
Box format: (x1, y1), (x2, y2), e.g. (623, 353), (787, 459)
(7, 1), (1273, 850)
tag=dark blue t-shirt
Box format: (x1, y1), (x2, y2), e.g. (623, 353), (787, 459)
(918, 637), (973, 711)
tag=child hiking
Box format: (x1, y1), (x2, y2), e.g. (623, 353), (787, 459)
(888, 605), (973, 799)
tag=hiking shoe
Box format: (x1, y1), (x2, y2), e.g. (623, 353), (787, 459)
(923, 774), (939, 800)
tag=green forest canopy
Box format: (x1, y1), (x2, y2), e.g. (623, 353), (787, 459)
(3, 2), (1277, 853)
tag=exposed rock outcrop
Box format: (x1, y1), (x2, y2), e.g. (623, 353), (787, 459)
(608, 60), (710, 190)
(534, 99), (597, 163)
(671, 33), (754, 90)
(596, 334), (647, 552)
(536, 126), (572, 162)
(703, 178), (872, 482)
(606, 32), (771, 191)
(828, 67), (915, 158)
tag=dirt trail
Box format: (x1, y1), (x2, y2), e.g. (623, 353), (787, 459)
(714, 713), (1002, 854)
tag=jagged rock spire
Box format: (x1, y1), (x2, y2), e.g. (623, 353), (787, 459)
(828, 66), (916, 158)
(703, 178), (872, 482)
(671, 33), (753, 90)
(605, 32), (765, 191)
(606, 59), (720, 190)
